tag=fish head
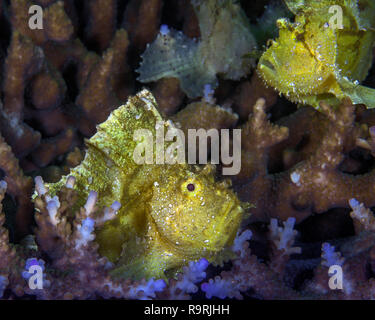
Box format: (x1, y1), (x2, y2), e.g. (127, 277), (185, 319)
(257, 16), (338, 103)
(149, 164), (245, 259)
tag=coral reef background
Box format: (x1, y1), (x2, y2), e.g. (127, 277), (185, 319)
(1, 0), (375, 299)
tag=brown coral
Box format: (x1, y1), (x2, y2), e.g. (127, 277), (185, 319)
(237, 98), (375, 224)
(232, 72), (278, 121)
(1, 0), (134, 171)
(1, 0), (375, 301)
(0, 133), (33, 237)
(0, 176), (207, 299)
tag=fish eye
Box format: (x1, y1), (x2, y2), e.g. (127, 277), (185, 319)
(181, 179), (201, 195)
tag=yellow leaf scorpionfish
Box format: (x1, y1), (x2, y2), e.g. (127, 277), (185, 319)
(45, 90), (247, 280)
(258, 0), (375, 109)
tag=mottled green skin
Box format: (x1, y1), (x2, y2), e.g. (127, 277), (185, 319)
(47, 90), (245, 280)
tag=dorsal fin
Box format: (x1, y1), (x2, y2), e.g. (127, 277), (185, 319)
(86, 89), (163, 172)
(47, 90), (179, 209)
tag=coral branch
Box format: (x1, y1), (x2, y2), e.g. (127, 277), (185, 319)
(0, 134), (33, 237)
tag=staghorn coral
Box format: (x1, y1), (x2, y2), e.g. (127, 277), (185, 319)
(201, 209), (375, 299)
(10, 0), (74, 45)
(84, 0), (117, 52)
(201, 221), (301, 299)
(151, 77), (185, 116)
(1, 30), (44, 158)
(236, 98), (375, 224)
(0, 180), (25, 298)
(2, 0), (375, 301)
(1, 0), (133, 170)
(0, 176), (169, 299)
(0, 132), (33, 237)
(4, 174), (375, 300)
(232, 72), (279, 121)
(172, 99), (239, 136)
(356, 125), (375, 158)
(0, 176), (238, 299)
(123, 0), (163, 54)
(301, 199), (375, 299)
(0, 0), (134, 235)
(31, 176), (170, 299)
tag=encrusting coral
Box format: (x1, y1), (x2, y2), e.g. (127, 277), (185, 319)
(1, 0), (375, 300)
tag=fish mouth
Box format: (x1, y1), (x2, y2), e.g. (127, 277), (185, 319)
(209, 201), (244, 248)
(227, 204), (244, 232)
(223, 201), (244, 224)
(181, 201), (244, 255)
(259, 59), (276, 73)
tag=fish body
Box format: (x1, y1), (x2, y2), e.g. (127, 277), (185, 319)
(46, 90), (245, 280)
(137, 0), (257, 98)
(258, 0), (375, 109)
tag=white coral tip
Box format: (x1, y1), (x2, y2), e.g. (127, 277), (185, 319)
(0, 180), (7, 191)
(111, 201), (121, 211)
(46, 196), (60, 225)
(35, 176), (46, 196)
(66, 176), (76, 189)
(160, 24), (170, 36)
(84, 191), (98, 215)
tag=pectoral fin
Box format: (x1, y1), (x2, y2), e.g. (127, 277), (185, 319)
(340, 79), (375, 109)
